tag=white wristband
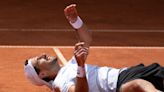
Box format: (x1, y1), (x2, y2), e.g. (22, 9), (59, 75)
(77, 66), (86, 78)
(70, 16), (83, 29)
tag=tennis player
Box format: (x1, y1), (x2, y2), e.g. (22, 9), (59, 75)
(24, 4), (164, 92)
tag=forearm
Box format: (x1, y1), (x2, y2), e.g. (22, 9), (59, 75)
(75, 65), (88, 92)
(64, 4), (92, 48)
(75, 76), (89, 92)
(74, 43), (89, 92)
(75, 24), (92, 48)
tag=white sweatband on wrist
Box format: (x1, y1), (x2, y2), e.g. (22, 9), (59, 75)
(70, 16), (83, 29)
(77, 66), (86, 78)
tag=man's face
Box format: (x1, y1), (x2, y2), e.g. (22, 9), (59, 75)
(30, 54), (58, 82)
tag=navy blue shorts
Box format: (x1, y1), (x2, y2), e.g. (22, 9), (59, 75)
(116, 63), (164, 92)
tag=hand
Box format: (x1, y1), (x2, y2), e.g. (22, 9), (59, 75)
(74, 42), (89, 67)
(64, 4), (78, 23)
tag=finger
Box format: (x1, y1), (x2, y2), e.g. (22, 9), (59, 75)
(75, 42), (85, 50)
(75, 47), (88, 53)
(76, 52), (87, 62)
(76, 51), (88, 57)
(74, 50), (87, 57)
(67, 4), (76, 10)
(70, 5), (77, 12)
(77, 47), (89, 52)
(75, 42), (85, 47)
(83, 47), (89, 51)
(74, 48), (88, 56)
(74, 47), (89, 54)
(75, 50), (88, 57)
(64, 4), (76, 13)
(74, 50), (87, 63)
(70, 4), (76, 7)
(74, 48), (88, 63)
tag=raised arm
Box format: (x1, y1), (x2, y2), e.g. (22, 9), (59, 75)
(64, 4), (92, 48)
(69, 42), (89, 92)
(64, 4), (89, 92)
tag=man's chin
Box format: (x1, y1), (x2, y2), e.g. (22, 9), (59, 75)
(49, 75), (56, 80)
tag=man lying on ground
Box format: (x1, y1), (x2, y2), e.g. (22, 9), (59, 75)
(24, 4), (164, 92)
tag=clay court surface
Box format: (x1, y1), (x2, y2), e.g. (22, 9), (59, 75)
(0, 30), (164, 92)
(0, 0), (164, 91)
(0, 46), (164, 92)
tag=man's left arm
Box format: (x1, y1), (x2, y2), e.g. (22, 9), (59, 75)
(64, 4), (92, 48)
(64, 4), (90, 92)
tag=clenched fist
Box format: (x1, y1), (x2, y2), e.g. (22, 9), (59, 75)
(64, 4), (78, 23)
(74, 42), (89, 67)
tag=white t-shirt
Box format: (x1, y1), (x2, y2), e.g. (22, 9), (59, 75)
(52, 57), (126, 92)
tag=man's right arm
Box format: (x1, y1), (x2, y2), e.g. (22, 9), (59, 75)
(68, 42), (89, 92)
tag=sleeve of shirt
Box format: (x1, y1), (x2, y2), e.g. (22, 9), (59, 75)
(53, 78), (76, 92)
(64, 81), (75, 92)
(62, 78), (76, 92)
(67, 56), (77, 64)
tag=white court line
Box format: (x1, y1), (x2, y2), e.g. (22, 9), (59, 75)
(0, 45), (164, 49)
(0, 28), (164, 32)
(53, 48), (67, 65)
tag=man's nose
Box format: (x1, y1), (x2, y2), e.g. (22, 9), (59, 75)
(41, 54), (47, 59)
(39, 72), (47, 78)
(38, 53), (47, 59)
